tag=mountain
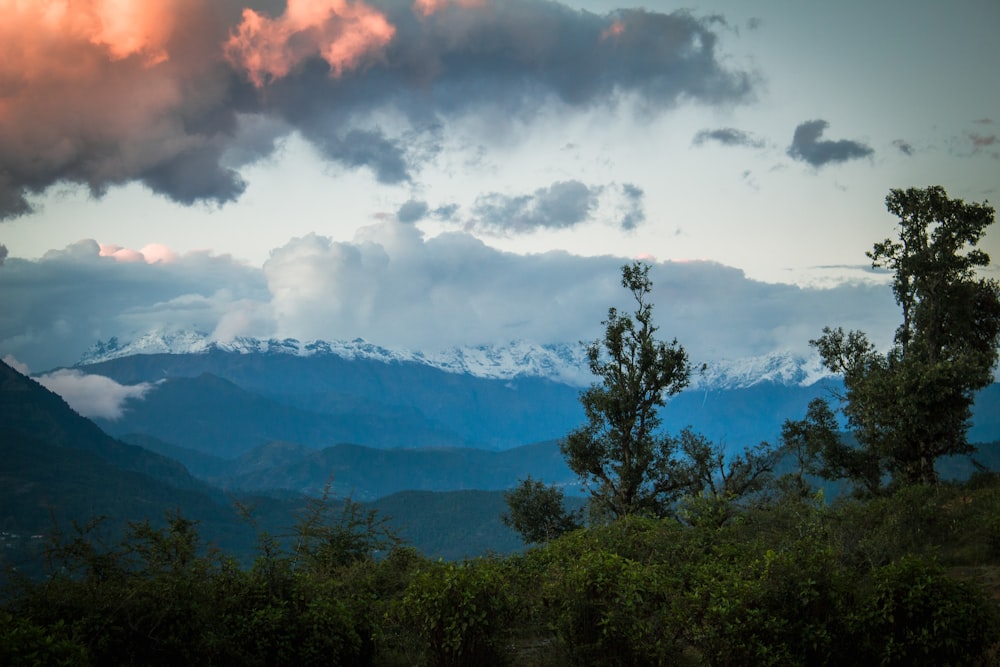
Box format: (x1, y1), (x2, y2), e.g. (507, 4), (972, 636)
(70, 330), (1000, 459)
(0, 360), (306, 575)
(182, 439), (579, 501)
(82, 351), (585, 452)
(0, 360), (201, 490)
(93, 372), (469, 457)
(77, 329), (834, 390)
(78, 331), (595, 386)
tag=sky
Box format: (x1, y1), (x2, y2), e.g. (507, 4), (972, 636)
(1, 0), (998, 374)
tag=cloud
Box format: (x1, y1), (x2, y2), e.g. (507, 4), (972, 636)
(615, 183), (645, 231)
(0, 243), (7, 265)
(693, 127), (765, 148)
(0, 0), (756, 219)
(397, 199), (430, 223)
(470, 181), (602, 234)
(787, 120), (874, 167)
(35, 369), (154, 420)
(413, 0), (487, 17)
(464, 181), (645, 234)
(2, 354), (29, 375)
(259, 225), (898, 365)
(1, 228), (900, 372)
(891, 139), (914, 156)
(98, 243), (181, 264)
(0, 240), (270, 370)
(224, 0), (396, 87)
(970, 133), (997, 148)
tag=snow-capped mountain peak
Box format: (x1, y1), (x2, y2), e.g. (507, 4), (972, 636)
(77, 330), (831, 389)
(692, 351), (833, 390)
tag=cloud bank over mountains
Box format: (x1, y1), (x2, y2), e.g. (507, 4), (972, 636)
(0, 0), (756, 220)
(0, 224), (899, 372)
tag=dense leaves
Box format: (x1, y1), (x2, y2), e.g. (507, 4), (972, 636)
(501, 476), (583, 544)
(811, 186), (1000, 489)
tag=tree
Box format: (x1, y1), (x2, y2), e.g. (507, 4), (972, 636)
(561, 262), (692, 518)
(778, 397), (883, 498)
(501, 476), (583, 544)
(811, 186), (1000, 488)
(674, 428), (779, 527)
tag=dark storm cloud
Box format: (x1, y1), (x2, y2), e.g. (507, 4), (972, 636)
(0, 0), (756, 220)
(140, 144), (248, 206)
(470, 181), (601, 233)
(0, 243), (7, 266)
(787, 120), (874, 167)
(692, 127), (765, 149)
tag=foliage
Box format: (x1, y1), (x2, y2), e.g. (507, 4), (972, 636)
(0, 610), (89, 667)
(682, 536), (852, 667)
(848, 555), (999, 666)
(812, 186), (1000, 488)
(400, 558), (515, 667)
(673, 428), (780, 527)
(502, 476), (584, 544)
(779, 397), (883, 497)
(561, 262), (692, 518)
(292, 487), (401, 572)
(4, 479), (1000, 666)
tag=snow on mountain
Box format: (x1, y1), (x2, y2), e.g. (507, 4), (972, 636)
(77, 330), (831, 389)
(693, 351), (834, 390)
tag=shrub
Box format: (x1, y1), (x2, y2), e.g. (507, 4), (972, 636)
(848, 555), (999, 666)
(401, 558), (515, 667)
(546, 548), (684, 666)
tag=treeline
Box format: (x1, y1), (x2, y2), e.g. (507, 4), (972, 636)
(2, 477), (999, 666)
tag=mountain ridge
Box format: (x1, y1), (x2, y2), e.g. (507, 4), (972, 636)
(77, 329), (833, 390)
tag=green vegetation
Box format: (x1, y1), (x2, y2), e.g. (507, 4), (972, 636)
(810, 186), (1000, 491)
(3, 482), (999, 666)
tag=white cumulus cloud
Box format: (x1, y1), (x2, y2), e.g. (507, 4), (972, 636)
(35, 370), (155, 421)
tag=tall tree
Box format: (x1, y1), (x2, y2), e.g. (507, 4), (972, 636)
(561, 262), (691, 518)
(812, 186), (1000, 487)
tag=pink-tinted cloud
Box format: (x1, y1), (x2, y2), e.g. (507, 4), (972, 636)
(0, 0), (247, 217)
(600, 20), (626, 42)
(0, 0), (176, 79)
(0, 1), (757, 218)
(225, 0), (395, 87)
(99, 242), (179, 264)
(413, 0), (487, 17)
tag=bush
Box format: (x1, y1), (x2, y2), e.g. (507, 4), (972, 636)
(683, 537), (851, 667)
(0, 611), (89, 667)
(546, 548), (683, 666)
(401, 558), (515, 667)
(848, 555), (999, 666)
